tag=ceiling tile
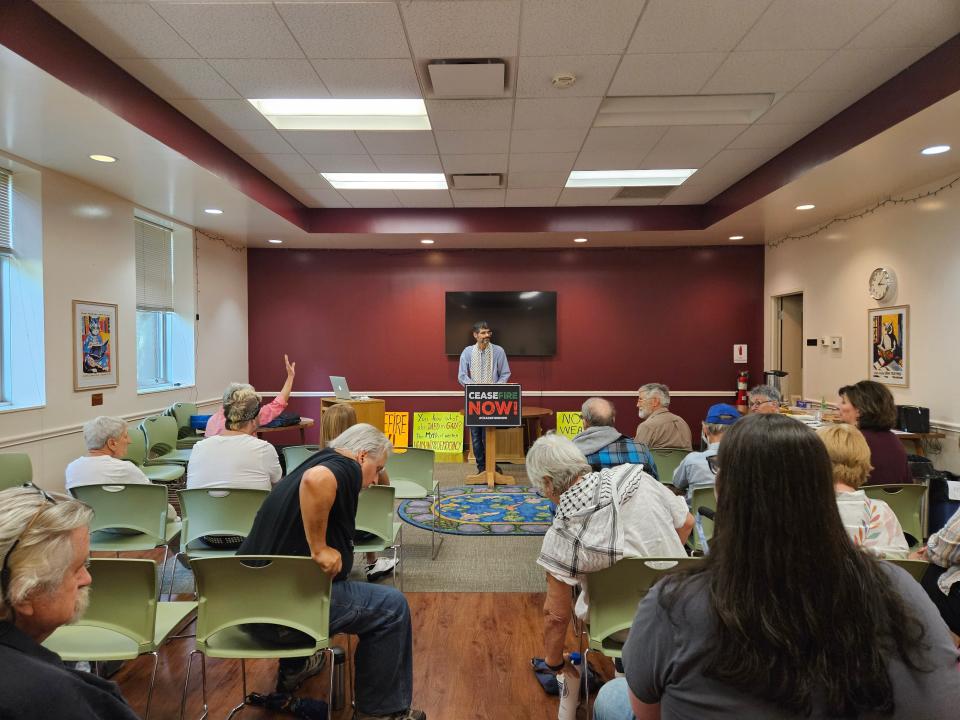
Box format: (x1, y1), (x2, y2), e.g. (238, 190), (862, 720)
(795, 47), (932, 93)
(520, 0), (645, 56)
(441, 154), (508, 174)
(113, 58), (239, 100)
(573, 150), (650, 171)
(241, 153), (316, 176)
(208, 59), (328, 99)
(682, 147), (780, 192)
(727, 123), (817, 149)
(505, 188), (561, 206)
(659, 183), (717, 204)
(358, 131), (438, 155)
(508, 153), (577, 172)
(628, 0), (771, 53)
(276, 2), (409, 59)
(337, 190), (402, 208)
(402, 0), (522, 58)
(507, 171), (569, 189)
(280, 173), (339, 191)
(756, 90), (860, 124)
(372, 155), (444, 173)
(153, 3), (303, 59)
(435, 130), (510, 155)
(608, 53), (727, 96)
(280, 131), (366, 155)
(303, 155), (378, 173)
(738, 0), (894, 51)
(510, 128), (589, 153)
(642, 125), (748, 168)
(516, 55), (620, 98)
(221, 129), (296, 155)
(581, 127), (668, 154)
(311, 60), (421, 98)
(557, 188), (618, 206)
(701, 50), (834, 94)
(513, 98), (602, 130)
(850, 0), (960, 48)
(425, 100), (514, 131)
(450, 189), (506, 207)
(40, 3), (200, 59)
(394, 190), (454, 208)
(169, 99), (275, 131)
(299, 187), (351, 208)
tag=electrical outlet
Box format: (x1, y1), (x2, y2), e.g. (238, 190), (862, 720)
(830, 336), (842, 350)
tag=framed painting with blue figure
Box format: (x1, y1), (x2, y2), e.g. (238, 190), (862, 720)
(868, 305), (908, 388)
(73, 300), (118, 391)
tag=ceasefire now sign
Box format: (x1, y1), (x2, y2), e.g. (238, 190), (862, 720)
(464, 384), (522, 428)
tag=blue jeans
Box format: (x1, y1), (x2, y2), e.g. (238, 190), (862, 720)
(593, 678), (635, 720)
(278, 580), (413, 715)
(470, 426), (486, 472)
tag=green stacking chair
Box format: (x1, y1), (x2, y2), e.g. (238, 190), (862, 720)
(171, 402), (203, 449)
(885, 558), (930, 582)
(690, 485), (717, 554)
(125, 426), (186, 484)
(171, 488), (270, 594)
(43, 558), (196, 720)
(650, 448), (691, 485)
(863, 483), (927, 548)
(385, 447), (441, 559)
(354, 485), (402, 590)
(0, 453), (32, 490)
(282, 445), (321, 473)
(70, 483), (182, 595)
(181, 556), (333, 720)
(140, 415), (193, 466)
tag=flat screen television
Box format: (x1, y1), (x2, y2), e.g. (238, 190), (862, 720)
(445, 291), (557, 356)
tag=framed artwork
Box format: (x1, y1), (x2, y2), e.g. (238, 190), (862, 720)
(868, 305), (908, 387)
(73, 300), (118, 391)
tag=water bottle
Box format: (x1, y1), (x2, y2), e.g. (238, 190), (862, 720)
(556, 653), (582, 720)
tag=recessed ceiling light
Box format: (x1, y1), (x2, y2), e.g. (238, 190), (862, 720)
(728, 235), (744, 240)
(420, 239), (435, 245)
(921, 144), (950, 155)
(795, 204), (815, 211)
(566, 169), (696, 188)
(89, 154), (116, 163)
(268, 239), (283, 244)
(248, 98), (430, 131)
(204, 208), (223, 215)
(573, 237), (588, 243)
(322, 173), (447, 190)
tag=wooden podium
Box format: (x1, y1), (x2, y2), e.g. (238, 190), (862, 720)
(320, 397), (385, 431)
(465, 427), (512, 488)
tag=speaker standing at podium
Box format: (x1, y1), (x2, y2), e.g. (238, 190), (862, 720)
(457, 321), (511, 473)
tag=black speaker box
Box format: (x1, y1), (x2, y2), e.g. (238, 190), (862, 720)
(897, 405), (930, 433)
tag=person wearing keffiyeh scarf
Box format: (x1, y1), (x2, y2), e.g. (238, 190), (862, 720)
(457, 321), (511, 472)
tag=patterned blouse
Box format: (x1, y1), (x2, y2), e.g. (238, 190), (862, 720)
(835, 489), (909, 560)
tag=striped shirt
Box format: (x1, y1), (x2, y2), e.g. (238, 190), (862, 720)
(927, 505), (960, 594)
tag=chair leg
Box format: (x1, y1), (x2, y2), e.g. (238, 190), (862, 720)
(327, 648), (335, 720)
(225, 658), (248, 720)
(179, 650), (206, 720)
(144, 651), (160, 719)
(582, 648), (593, 720)
(430, 482), (444, 560)
(395, 526), (403, 592)
(157, 545), (170, 598)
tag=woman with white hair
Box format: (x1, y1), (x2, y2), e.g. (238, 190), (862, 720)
(204, 354), (296, 437)
(528, 433), (693, 683)
(0, 486), (140, 719)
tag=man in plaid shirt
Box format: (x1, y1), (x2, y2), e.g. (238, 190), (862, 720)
(571, 397), (659, 480)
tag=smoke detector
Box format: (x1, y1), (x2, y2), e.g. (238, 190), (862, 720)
(551, 72), (577, 89)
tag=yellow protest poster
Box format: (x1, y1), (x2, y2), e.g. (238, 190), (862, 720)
(383, 411), (409, 448)
(413, 412), (464, 455)
(555, 411), (583, 439)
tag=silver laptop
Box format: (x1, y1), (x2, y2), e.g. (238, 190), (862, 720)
(330, 375), (353, 400)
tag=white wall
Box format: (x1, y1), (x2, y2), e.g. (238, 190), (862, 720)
(765, 173), (960, 472)
(0, 161), (248, 489)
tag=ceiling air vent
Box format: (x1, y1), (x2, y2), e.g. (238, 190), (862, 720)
(428, 59), (506, 97)
(451, 173), (503, 189)
(613, 185), (675, 200)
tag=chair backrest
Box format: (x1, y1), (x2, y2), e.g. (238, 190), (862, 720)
(192, 556), (331, 650)
(355, 485), (397, 543)
(862, 483), (926, 544)
(385, 447), (435, 493)
(690, 486), (717, 551)
(649, 448), (691, 484)
(282, 445), (321, 473)
(0, 453), (32, 490)
(140, 416), (179, 458)
(178, 488), (269, 547)
(885, 558), (929, 582)
(123, 426), (149, 466)
(171, 402), (199, 432)
(588, 557), (702, 646)
(71, 483), (170, 541)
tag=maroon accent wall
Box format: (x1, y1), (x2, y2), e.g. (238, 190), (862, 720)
(247, 246), (764, 444)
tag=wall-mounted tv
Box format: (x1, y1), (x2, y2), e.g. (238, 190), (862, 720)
(445, 291), (557, 356)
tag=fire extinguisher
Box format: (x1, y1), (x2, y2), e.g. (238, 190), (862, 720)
(736, 370), (749, 412)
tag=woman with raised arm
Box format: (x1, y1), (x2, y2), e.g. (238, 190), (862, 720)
(204, 354), (296, 437)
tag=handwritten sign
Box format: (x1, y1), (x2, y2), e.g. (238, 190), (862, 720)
(413, 412), (464, 453)
(384, 411), (409, 449)
(555, 411), (583, 439)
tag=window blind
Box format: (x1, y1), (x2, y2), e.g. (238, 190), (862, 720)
(0, 169), (11, 253)
(135, 217), (174, 311)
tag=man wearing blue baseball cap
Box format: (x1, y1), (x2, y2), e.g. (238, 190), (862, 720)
(671, 403), (742, 504)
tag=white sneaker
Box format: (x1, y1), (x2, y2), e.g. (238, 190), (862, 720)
(365, 557), (397, 582)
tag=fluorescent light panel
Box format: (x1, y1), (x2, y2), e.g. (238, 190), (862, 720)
(596, 94), (774, 127)
(566, 169), (696, 188)
(249, 99), (430, 131)
(322, 172), (447, 190)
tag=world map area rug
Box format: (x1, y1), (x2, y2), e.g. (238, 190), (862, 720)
(398, 485), (555, 536)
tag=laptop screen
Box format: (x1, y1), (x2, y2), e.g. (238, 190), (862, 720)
(329, 376), (351, 400)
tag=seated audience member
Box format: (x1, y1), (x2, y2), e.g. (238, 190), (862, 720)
(238, 424), (425, 720)
(593, 414), (960, 720)
(527, 434), (692, 687)
(634, 383), (692, 450)
(817, 424), (908, 559)
(322, 403), (396, 582)
(204, 354), (296, 437)
(917, 506), (960, 637)
(672, 403), (741, 503)
(838, 380), (912, 486)
(571, 397), (659, 479)
(0, 486), (140, 719)
(747, 384), (781, 414)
